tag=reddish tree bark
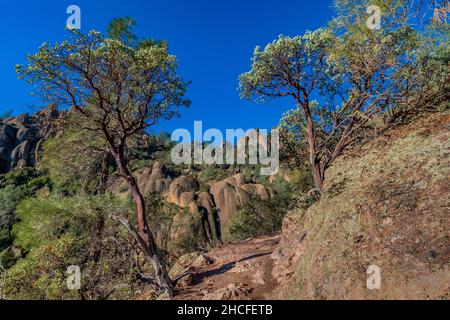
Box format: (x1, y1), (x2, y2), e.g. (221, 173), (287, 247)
(112, 145), (173, 297)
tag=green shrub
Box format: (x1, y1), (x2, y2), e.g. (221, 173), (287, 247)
(5, 193), (142, 300)
(4, 233), (85, 300)
(200, 165), (229, 183)
(41, 128), (116, 195)
(145, 194), (211, 261)
(13, 195), (91, 251)
(13, 193), (130, 252)
(288, 164), (314, 193)
(145, 193), (179, 254)
(227, 192), (291, 241)
(0, 185), (24, 252)
(0, 168), (42, 189)
(0, 170), (52, 256)
(0, 229), (11, 254)
(0, 245), (20, 269)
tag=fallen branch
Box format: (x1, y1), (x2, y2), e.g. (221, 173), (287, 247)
(110, 214), (172, 297)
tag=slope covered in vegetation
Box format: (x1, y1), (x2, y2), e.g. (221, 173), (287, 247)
(272, 111), (450, 299)
(1, 0), (448, 300)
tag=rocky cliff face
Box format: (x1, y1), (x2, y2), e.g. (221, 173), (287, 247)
(272, 112), (450, 299)
(116, 163), (275, 248)
(0, 106), (63, 174)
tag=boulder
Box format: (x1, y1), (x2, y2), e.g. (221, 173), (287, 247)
(166, 175), (199, 206)
(0, 106), (64, 174)
(135, 161), (171, 195)
(191, 254), (214, 268)
(179, 191), (195, 208)
(197, 192), (221, 244)
(169, 251), (201, 278)
(209, 181), (242, 235)
(224, 173), (245, 187)
(254, 184), (271, 199)
(176, 273), (193, 288)
(169, 252), (214, 280)
(168, 212), (195, 257)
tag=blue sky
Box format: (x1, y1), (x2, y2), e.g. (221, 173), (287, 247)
(0, 0), (335, 134)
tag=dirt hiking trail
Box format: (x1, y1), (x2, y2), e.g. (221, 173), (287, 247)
(174, 234), (281, 300)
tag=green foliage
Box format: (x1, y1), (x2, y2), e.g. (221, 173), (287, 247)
(13, 193), (128, 252)
(239, 29), (335, 103)
(15, 20), (191, 296)
(0, 185), (22, 245)
(128, 132), (176, 172)
(5, 193), (142, 300)
(0, 245), (20, 269)
(331, 0), (449, 123)
(145, 193), (179, 256)
(332, 0), (437, 32)
(107, 17), (168, 49)
(6, 6), (447, 300)
(175, 214), (205, 253)
(145, 192), (213, 260)
(228, 190), (292, 242)
(278, 108), (310, 168)
(107, 17), (138, 46)
(387, 29), (450, 122)
(13, 195), (85, 251)
(0, 185), (22, 213)
(0, 169), (51, 255)
(0, 229), (9, 253)
(4, 233), (85, 300)
(41, 126), (112, 194)
(16, 29), (190, 152)
(240, 1), (447, 194)
(287, 165), (314, 193)
(5, 228), (140, 300)
(0, 168), (49, 190)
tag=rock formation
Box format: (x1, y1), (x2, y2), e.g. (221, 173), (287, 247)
(0, 106), (64, 174)
(125, 162), (275, 247)
(209, 173), (272, 237)
(135, 161), (172, 195)
(166, 175), (199, 207)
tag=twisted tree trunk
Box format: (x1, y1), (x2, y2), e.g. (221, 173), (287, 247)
(114, 151), (173, 298)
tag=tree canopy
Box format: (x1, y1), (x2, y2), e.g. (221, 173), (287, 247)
(16, 25), (190, 296)
(240, 1), (449, 194)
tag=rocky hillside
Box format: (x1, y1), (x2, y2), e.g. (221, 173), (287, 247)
(0, 106), (281, 257)
(0, 106), (64, 174)
(165, 112), (449, 300)
(114, 162), (275, 250)
(272, 111), (450, 299)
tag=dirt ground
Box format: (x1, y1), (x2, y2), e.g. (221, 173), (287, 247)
(174, 234), (280, 300)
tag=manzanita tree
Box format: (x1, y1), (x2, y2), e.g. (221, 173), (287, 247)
(240, 0), (444, 196)
(16, 29), (190, 296)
